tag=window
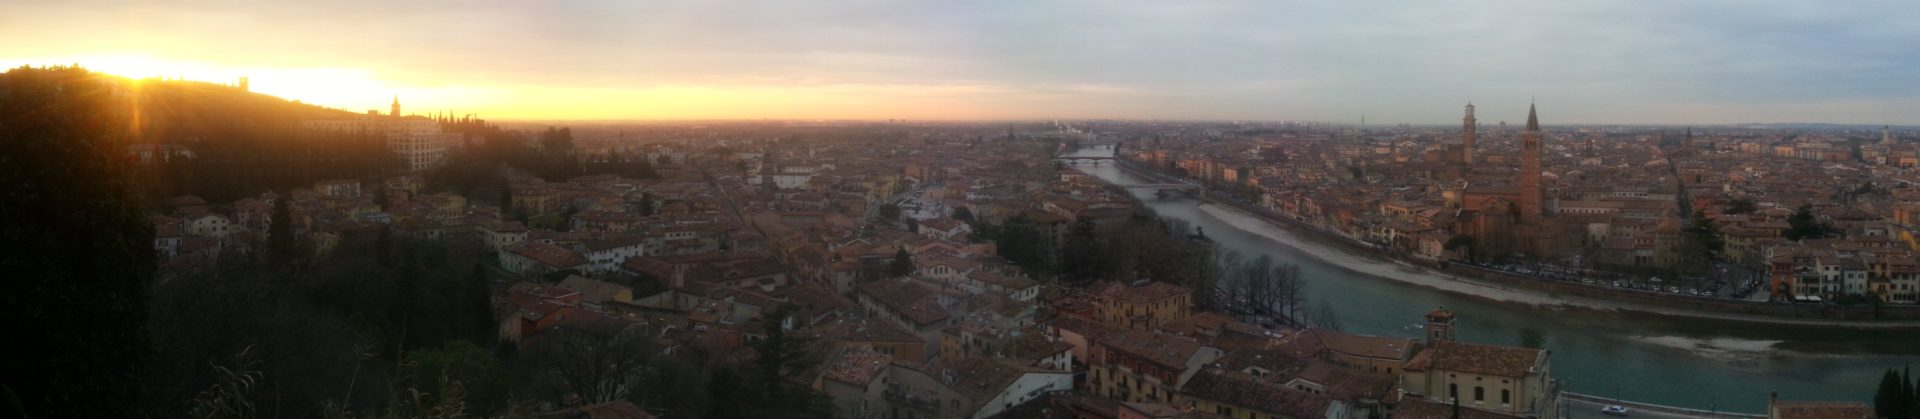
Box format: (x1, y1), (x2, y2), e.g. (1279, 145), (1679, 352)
(1449, 384), (1458, 399)
(1475, 387), (1484, 402)
(1502, 389), (1511, 404)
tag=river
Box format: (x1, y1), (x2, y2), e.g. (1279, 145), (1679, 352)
(1061, 146), (1918, 413)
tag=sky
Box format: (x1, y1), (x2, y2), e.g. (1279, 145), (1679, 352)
(4, 0), (1917, 124)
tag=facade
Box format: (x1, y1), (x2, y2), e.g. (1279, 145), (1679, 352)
(1091, 281), (1194, 330)
(1462, 103), (1477, 164)
(300, 98), (454, 171)
(1401, 313), (1559, 419)
(1087, 329), (1223, 404)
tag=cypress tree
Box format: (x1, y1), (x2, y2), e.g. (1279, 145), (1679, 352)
(268, 192), (295, 263)
(1879, 369), (1903, 419)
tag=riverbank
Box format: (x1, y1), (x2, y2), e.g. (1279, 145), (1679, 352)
(1187, 190), (1920, 331)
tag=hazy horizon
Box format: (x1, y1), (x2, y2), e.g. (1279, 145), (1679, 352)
(6, 0), (1917, 124)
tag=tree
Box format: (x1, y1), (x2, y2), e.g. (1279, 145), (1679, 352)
(397, 340), (509, 416)
(1679, 210), (1725, 275)
(525, 326), (659, 405)
(1724, 199), (1758, 214)
(1785, 205), (1839, 241)
(1444, 235), (1477, 262)
(878, 203), (902, 222)
(2, 65), (156, 417)
(375, 224), (394, 268)
(1878, 368), (1909, 419)
(467, 264), (496, 343)
(890, 248), (914, 278)
(950, 206), (974, 222)
(744, 306), (836, 418)
(1059, 217), (1108, 284)
(269, 191), (296, 263)
(499, 182), (513, 211)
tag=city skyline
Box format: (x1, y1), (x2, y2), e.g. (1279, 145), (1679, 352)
(5, 0), (1918, 123)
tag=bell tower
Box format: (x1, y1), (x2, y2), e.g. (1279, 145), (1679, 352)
(1518, 103), (1543, 224)
(1424, 306), (1456, 344)
(1462, 102), (1477, 164)
(391, 96), (401, 117)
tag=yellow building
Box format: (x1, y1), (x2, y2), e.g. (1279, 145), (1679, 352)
(1091, 281), (1194, 330)
(1087, 329), (1222, 404)
(1400, 309), (1559, 419)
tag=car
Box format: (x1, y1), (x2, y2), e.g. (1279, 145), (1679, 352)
(1601, 405), (1630, 416)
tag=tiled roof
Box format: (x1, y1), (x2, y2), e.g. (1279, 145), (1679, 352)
(1424, 340), (1544, 378)
(822, 349), (892, 385)
(1092, 281), (1191, 304)
(1770, 401), (1874, 419)
(509, 242), (589, 269)
(1099, 329), (1207, 370)
(1180, 369), (1333, 418)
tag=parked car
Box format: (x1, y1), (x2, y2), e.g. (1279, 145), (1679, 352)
(1601, 405), (1630, 416)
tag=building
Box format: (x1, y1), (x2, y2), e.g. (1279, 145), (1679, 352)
(1766, 392), (1873, 419)
(1091, 281), (1194, 330)
(500, 242), (590, 279)
(300, 97), (455, 171)
(1462, 102), (1477, 164)
(884, 356), (1072, 419)
(1400, 311), (1559, 418)
(1087, 329), (1223, 404)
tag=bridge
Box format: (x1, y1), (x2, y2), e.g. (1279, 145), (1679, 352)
(1114, 183), (1201, 190)
(1057, 156), (1118, 165)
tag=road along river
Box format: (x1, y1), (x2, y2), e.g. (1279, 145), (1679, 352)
(1062, 146), (1919, 413)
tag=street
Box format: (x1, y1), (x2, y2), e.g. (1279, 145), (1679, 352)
(1564, 395), (1751, 419)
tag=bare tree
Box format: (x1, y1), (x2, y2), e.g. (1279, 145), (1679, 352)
(525, 325), (661, 406)
(1274, 264), (1306, 326)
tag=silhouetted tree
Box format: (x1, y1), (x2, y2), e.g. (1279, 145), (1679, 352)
(891, 248), (914, 278)
(268, 194), (295, 263)
(950, 206), (974, 222)
(1, 65), (156, 417)
(1785, 205), (1839, 240)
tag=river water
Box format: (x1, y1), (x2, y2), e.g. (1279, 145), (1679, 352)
(1061, 146), (1917, 413)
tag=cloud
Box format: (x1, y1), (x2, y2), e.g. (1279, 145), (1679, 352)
(3, 0), (1916, 122)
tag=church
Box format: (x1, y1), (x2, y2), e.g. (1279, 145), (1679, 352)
(1448, 103), (1578, 259)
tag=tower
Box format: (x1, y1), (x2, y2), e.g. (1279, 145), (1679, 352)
(1684, 127), (1694, 154)
(1518, 103), (1544, 224)
(1462, 102), (1477, 164)
(1886, 125), (1894, 145)
(390, 96), (401, 117)
(1424, 306), (1456, 344)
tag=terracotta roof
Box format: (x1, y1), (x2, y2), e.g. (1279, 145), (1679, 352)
(1092, 281), (1192, 304)
(1309, 329), (1416, 361)
(508, 242), (589, 269)
(822, 349), (892, 385)
(1180, 369), (1333, 418)
(1423, 340), (1545, 378)
(1099, 329), (1210, 370)
(1770, 401), (1873, 419)
(854, 278), (949, 326)
(557, 275), (631, 304)
(1394, 397), (1526, 419)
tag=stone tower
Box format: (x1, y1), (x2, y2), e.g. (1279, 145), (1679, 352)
(1519, 103), (1543, 224)
(391, 96), (401, 117)
(1462, 102), (1478, 164)
(1424, 306), (1456, 344)
(1684, 127), (1694, 154)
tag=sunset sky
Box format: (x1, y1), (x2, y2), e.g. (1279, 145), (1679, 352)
(5, 0), (1917, 124)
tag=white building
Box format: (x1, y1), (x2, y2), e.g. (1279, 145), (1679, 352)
(186, 213), (232, 238)
(300, 98), (454, 171)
